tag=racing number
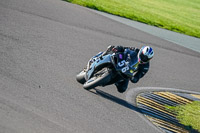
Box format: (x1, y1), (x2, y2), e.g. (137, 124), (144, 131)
(122, 66), (129, 73)
(118, 60), (129, 73)
(118, 60), (126, 67)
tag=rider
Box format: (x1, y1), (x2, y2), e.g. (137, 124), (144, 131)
(100, 45), (154, 93)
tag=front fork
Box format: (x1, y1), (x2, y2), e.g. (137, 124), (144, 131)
(86, 52), (104, 71)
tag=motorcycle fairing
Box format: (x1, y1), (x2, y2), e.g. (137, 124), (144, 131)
(85, 55), (112, 80)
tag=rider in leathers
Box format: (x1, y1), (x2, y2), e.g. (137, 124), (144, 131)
(101, 45), (154, 93)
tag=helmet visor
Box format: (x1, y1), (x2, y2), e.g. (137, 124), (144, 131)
(139, 53), (149, 63)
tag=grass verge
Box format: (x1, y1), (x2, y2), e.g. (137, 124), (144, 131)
(65, 0), (200, 38)
(166, 101), (200, 132)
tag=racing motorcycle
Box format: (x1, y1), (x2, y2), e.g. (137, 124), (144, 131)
(76, 51), (139, 90)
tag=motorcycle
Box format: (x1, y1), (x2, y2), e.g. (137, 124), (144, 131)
(76, 51), (139, 90)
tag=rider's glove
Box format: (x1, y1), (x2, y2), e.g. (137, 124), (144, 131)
(112, 47), (118, 52)
(112, 46), (124, 53)
(106, 45), (118, 53)
(107, 45), (114, 51)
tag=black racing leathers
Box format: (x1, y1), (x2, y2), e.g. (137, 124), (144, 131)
(104, 45), (150, 93)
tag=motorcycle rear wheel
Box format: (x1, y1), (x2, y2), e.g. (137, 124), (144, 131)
(83, 68), (112, 90)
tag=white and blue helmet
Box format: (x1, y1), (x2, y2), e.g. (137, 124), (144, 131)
(138, 46), (154, 63)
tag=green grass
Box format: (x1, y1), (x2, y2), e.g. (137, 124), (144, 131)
(166, 101), (200, 132)
(66, 0), (200, 38)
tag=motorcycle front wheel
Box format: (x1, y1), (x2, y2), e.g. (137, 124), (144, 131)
(83, 68), (112, 90)
(76, 70), (86, 84)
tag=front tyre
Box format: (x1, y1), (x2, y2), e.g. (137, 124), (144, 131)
(83, 68), (112, 90)
(76, 70), (86, 84)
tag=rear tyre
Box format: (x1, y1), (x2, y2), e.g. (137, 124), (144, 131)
(83, 68), (112, 90)
(76, 70), (86, 84)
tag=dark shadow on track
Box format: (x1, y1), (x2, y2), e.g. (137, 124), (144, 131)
(89, 88), (142, 113)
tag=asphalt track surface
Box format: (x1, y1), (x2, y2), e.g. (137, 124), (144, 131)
(0, 0), (200, 133)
